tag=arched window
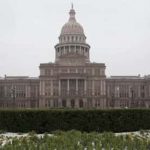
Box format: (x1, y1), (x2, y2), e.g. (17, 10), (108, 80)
(54, 99), (58, 107)
(72, 36), (74, 42)
(62, 99), (66, 107)
(95, 99), (100, 107)
(87, 99), (92, 108)
(79, 37), (81, 41)
(79, 99), (83, 108)
(71, 99), (75, 108)
(76, 36), (78, 41)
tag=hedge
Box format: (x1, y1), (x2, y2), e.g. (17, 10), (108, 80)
(0, 109), (150, 133)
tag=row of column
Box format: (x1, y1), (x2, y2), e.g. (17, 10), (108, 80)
(59, 35), (85, 43)
(56, 45), (89, 57)
(47, 98), (106, 109)
(58, 79), (87, 95)
(40, 79), (106, 96)
(109, 85), (147, 98)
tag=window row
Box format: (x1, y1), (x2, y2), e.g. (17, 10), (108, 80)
(59, 35), (85, 43)
(43, 68), (105, 76)
(45, 99), (104, 108)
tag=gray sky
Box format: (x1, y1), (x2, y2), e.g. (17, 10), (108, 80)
(0, 0), (150, 77)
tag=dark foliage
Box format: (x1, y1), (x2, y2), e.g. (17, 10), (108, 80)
(0, 109), (150, 133)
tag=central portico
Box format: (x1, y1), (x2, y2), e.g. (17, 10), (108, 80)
(39, 5), (106, 108)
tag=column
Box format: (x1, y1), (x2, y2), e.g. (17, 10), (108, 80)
(58, 80), (61, 96)
(76, 79), (78, 95)
(92, 80), (95, 96)
(43, 81), (45, 96)
(80, 46), (81, 55)
(149, 85), (150, 97)
(58, 98), (61, 107)
(51, 80), (53, 96)
(101, 80), (103, 96)
(67, 79), (70, 95)
(68, 46), (70, 53)
(83, 47), (85, 56)
(75, 46), (76, 53)
(62, 47), (64, 55)
(129, 85), (131, 98)
(40, 81), (45, 96)
(92, 98), (95, 108)
(66, 98), (69, 107)
(50, 99), (53, 108)
(4, 85), (7, 97)
(64, 47), (66, 54)
(25, 85), (30, 98)
(103, 80), (106, 96)
(144, 85), (146, 98)
(25, 85), (28, 98)
(138, 85), (140, 98)
(84, 80), (87, 95)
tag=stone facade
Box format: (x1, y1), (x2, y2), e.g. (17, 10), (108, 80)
(0, 76), (39, 108)
(106, 75), (150, 108)
(39, 6), (106, 109)
(39, 63), (106, 109)
(0, 6), (150, 109)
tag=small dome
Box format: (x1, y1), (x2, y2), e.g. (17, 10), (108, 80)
(60, 6), (85, 36)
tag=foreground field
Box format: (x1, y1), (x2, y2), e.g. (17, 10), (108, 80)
(0, 130), (150, 150)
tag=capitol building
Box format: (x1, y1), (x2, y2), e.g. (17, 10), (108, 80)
(0, 6), (150, 109)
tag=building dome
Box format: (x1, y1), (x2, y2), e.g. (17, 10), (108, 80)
(60, 5), (85, 37)
(61, 21), (84, 35)
(55, 4), (90, 64)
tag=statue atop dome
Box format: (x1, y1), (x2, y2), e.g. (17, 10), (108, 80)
(69, 3), (76, 22)
(71, 3), (74, 9)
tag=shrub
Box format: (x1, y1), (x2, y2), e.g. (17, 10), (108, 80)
(0, 109), (150, 133)
(1, 131), (150, 149)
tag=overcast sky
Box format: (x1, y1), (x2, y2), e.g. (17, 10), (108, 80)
(0, 0), (150, 77)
